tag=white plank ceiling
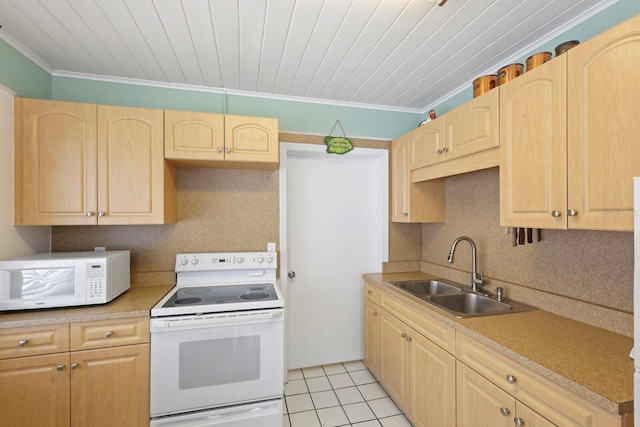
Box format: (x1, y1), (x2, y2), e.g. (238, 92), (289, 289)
(0, 0), (618, 112)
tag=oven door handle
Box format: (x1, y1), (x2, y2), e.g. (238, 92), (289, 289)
(151, 309), (284, 330)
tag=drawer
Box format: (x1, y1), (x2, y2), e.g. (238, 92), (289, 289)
(456, 333), (622, 427)
(0, 324), (69, 359)
(381, 291), (455, 355)
(364, 281), (380, 304)
(70, 317), (149, 351)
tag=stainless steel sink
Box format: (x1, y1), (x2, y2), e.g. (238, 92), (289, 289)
(428, 293), (513, 317)
(387, 279), (462, 296)
(385, 279), (536, 318)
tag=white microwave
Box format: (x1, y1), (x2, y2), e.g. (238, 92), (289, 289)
(0, 250), (130, 311)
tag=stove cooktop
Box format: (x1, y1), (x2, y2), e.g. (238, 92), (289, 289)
(161, 283), (279, 308)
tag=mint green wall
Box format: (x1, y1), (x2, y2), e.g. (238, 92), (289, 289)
(0, 39), (50, 98)
(51, 76), (421, 140)
(433, 0), (640, 115)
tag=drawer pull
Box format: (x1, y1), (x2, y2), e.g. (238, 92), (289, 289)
(105, 331), (113, 338)
(500, 407), (511, 416)
(514, 418), (525, 427)
(56, 364), (65, 371)
(506, 374), (517, 384)
(18, 339), (28, 347)
(71, 363), (78, 369)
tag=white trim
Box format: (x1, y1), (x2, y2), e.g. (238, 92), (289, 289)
(51, 70), (423, 114)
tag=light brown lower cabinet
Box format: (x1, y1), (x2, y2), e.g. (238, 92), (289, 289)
(0, 317), (150, 427)
(457, 361), (555, 427)
(378, 308), (456, 427)
(364, 282), (632, 427)
(456, 332), (631, 427)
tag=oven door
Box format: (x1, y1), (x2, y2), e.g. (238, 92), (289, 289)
(150, 309), (284, 418)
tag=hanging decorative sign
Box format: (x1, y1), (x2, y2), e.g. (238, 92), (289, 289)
(324, 120), (354, 155)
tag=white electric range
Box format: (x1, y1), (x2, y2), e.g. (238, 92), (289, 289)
(150, 251), (284, 427)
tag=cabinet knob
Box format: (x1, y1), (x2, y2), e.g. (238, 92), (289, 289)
(442, 147), (449, 153)
(550, 210), (561, 217)
(105, 331), (113, 338)
(567, 209), (578, 217)
(98, 211), (105, 217)
(373, 311), (378, 316)
(403, 212), (408, 216)
(437, 149), (443, 154)
(18, 339), (27, 347)
(500, 407), (511, 416)
(226, 147), (232, 153)
(514, 418), (525, 427)
(367, 290), (373, 294)
(405, 336), (412, 342)
(216, 147), (223, 153)
(71, 363), (78, 369)
(506, 374), (517, 384)
(57, 364), (65, 371)
(401, 332), (407, 338)
(86, 211), (94, 217)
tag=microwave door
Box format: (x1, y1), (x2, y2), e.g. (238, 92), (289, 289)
(0, 262), (87, 310)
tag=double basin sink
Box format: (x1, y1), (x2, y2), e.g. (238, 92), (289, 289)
(386, 279), (535, 318)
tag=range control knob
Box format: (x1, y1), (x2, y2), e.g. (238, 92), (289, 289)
(191, 257), (199, 266)
(180, 257), (189, 266)
(267, 256), (274, 263)
(258, 257), (264, 263)
(237, 257), (244, 263)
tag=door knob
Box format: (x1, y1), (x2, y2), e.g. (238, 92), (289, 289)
(288, 271), (296, 279)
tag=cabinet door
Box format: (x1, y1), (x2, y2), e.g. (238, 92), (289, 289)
(379, 310), (411, 410)
(224, 115), (279, 168)
(71, 344), (150, 427)
(364, 299), (381, 378)
(457, 361), (513, 427)
(408, 118), (445, 170)
(97, 105), (176, 224)
(165, 110), (225, 162)
(391, 135), (411, 222)
(15, 98), (98, 225)
(409, 331), (455, 427)
(516, 401), (557, 427)
(567, 14), (640, 231)
(500, 55), (567, 229)
(391, 135), (445, 223)
(444, 89), (499, 161)
(0, 353), (71, 426)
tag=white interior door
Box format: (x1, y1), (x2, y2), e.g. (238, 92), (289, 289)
(280, 142), (388, 370)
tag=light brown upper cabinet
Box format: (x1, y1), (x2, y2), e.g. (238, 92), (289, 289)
(499, 55), (567, 229)
(14, 98), (177, 225)
(165, 111), (279, 169)
(411, 90), (500, 182)
(391, 134), (445, 223)
(501, 14), (640, 231)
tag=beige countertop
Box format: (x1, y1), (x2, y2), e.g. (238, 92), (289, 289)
(0, 285), (173, 328)
(364, 272), (634, 416)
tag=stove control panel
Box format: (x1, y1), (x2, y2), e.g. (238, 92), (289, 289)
(175, 252), (277, 272)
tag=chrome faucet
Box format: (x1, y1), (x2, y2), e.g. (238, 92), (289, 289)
(447, 236), (484, 293)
